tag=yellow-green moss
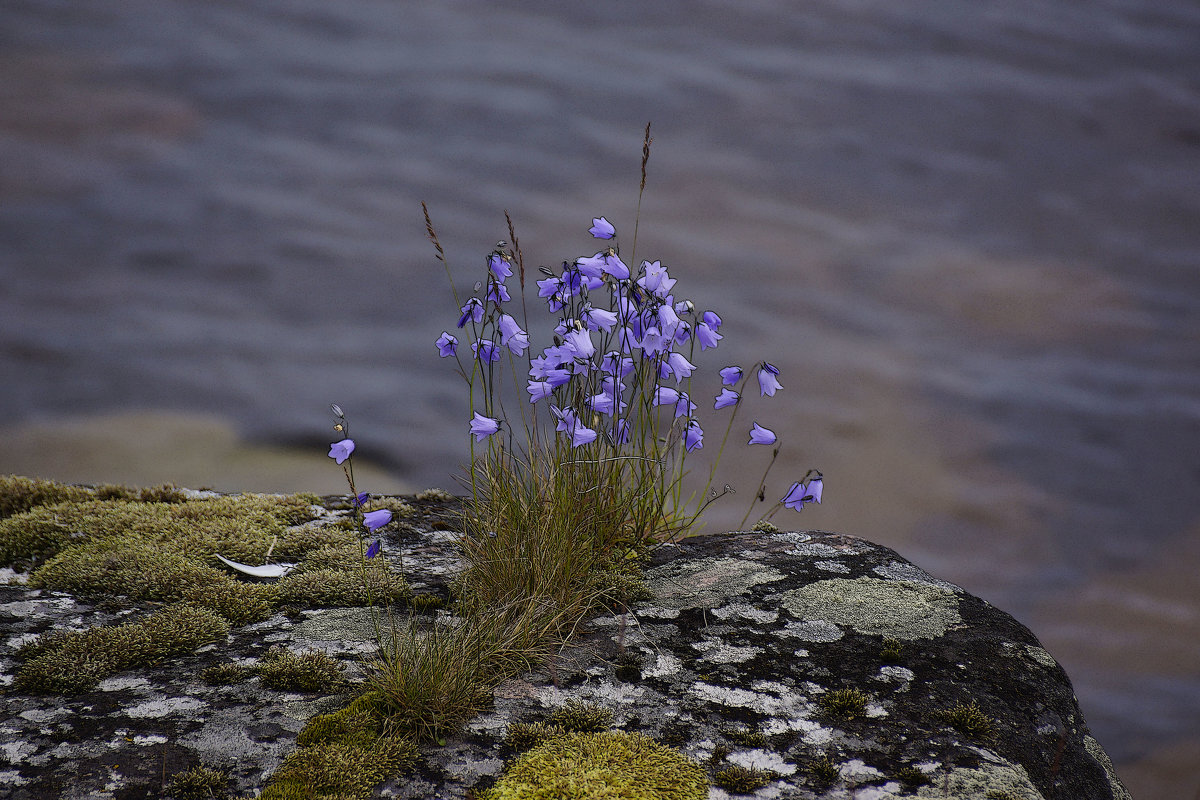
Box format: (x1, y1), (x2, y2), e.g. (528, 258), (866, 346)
(482, 730), (707, 800)
(15, 604), (230, 694)
(260, 736), (417, 800)
(713, 763), (780, 793)
(721, 727), (768, 748)
(271, 566), (409, 609)
(504, 721), (570, 751)
(256, 646), (346, 694)
(809, 755), (839, 787)
(546, 699), (613, 733)
(200, 662), (255, 686)
(936, 700), (996, 742)
(165, 764), (229, 799)
(819, 688), (869, 720)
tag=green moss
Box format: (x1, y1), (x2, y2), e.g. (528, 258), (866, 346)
(504, 721), (570, 751)
(415, 488), (455, 502)
(546, 699), (613, 733)
(482, 731), (707, 800)
(721, 727), (768, 748)
(588, 567), (653, 607)
(298, 707), (381, 749)
(936, 700), (996, 742)
(808, 756), (839, 788)
(819, 688), (869, 720)
(256, 646), (346, 694)
(271, 566), (409, 609)
(894, 764), (932, 788)
(880, 637), (903, 665)
(15, 604), (230, 694)
(201, 662), (255, 686)
(713, 764), (780, 793)
(260, 736), (417, 800)
(750, 519), (779, 533)
(408, 592), (444, 612)
(165, 764), (229, 799)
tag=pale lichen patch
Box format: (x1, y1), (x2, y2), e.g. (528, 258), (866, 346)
(692, 638), (763, 664)
(774, 577), (961, 640)
(912, 756), (1044, 799)
(644, 557), (785, 611)
(726, 747), (797, 776)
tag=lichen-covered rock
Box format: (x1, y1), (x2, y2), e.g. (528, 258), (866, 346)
(0, 491), (1129, 799)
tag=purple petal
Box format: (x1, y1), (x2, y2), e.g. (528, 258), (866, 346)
(720, 366), (743, 386)
(436, 331), (458, 357)
(469, 413), (501, 441)
(684, 420), (704, 452)
(589, 217), (616, 239)
(328, 438), (355, 465)
(748, 422), (777, 446)
(363, 509), (393, 532)
(757, 362), (782, 397)
(365, 540), (381, 559)
(714, 388), (740, 410)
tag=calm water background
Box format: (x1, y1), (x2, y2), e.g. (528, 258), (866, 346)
(2, 1), (1198, 795)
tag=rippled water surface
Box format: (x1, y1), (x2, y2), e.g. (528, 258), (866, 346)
(2, 2), (1199, 796)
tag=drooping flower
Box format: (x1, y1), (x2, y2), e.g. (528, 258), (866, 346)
(714, 388), (740, 410)
(527, 380), (553, 403)
(695, 322), (722, 350)
(720, 366), (743, 386)
(353, 492), (369, 507)
(569, 422), (598, 447)
(472, 339), (502, 363)
(328, 438), (355, 465)
(486, 281), (511, 304)
(580, 304), (618, 332)
(364, 509), (393, 532)
(601, 252), (630, 280)
(497, 314), (529, 355)
(436, 331), (458, 357)
(684, 419), (704, 452)
(782, 476), (823, 511)
(589, 217), (616, 239)
(638, 260), (676, 298)
(563, 328), (596, 360)
(703, 310), (722, 330)
(757, 362), (782, 397)
(488, 253), (513, 280)
(365, 540), (381, 559)
(457, 297), (484, 328)
(653, 385), (680, 407)
(469, 412), (501, 441)
(664, 351), (696, 383)
(674, 392), (697, 419)
(748, 422), (777, 446)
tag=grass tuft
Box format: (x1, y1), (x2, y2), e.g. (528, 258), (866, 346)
(818, 687), (869, 720)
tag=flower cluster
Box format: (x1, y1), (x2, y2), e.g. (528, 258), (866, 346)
(326, 405), (392, 557)
(436, 216), (822, 525)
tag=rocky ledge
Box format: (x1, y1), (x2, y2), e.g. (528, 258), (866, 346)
(0, 493), (1130, 799)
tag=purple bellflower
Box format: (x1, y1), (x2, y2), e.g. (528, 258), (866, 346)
(328, 438), (355, 465)
(757, 362), (782, 397)
(527, 380), (553, 403)
(714, 388), (740, 410)
(720, 366), (743, 386)
(703, 310), (722, 330)
(364, 509), (393, 532)
(695, 322), (722, 350)
(748, 423), (777, 446)
(486, 281), (511, 304)
(589, 217), (616, 239)
(458, 297), (484, 328)
(472, 339), (502, 363)
(436, 331), (458, 357)
(684, 419), (704, 452)
(488, 253), (513, 280)
(782, 476), (823, 511)
(469, 412), (501, 441)
(353, 492), (369, 507)
(365, 540), (381, 559)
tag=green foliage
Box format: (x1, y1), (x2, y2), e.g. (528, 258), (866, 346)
(15, 604), (230, 694)
(165, 764), (229, 799)
(894, 764), (932, 788)
(546, 699), (613, 733)
(504, 722), (569, 751)
(271, 566), (409, 609)
(808, 756), (839, 788)
(819, 688), (869, 720)
(407, 592), (444, 612)
(879, 637), (903, 664)
(713, 763), (780, 793)
(260, 735), (417, 800)
(256, 646), (346, 694)
(721, 727), (768, 748)
(750, 519), (779, 533)
(200, 662), (254, 686)
(936, 700), (996, 742)
(481, 731), (707, 800)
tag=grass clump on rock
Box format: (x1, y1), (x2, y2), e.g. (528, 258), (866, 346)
(14, 604), (230, 694)
(481, 730), (708, 800)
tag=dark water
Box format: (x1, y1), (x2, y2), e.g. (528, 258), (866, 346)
(2, 1), (1199, 794)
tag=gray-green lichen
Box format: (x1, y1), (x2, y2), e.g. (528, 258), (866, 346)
(774, 577), (962, 639)
(913, 755), (1044, 799)
(643, 556), (786, 611)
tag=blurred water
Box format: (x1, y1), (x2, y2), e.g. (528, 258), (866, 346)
(2, 1), (1199, 794)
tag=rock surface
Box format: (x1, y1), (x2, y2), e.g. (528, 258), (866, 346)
(0, 496), (1131, 799)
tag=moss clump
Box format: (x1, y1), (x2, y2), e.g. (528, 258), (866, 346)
(713, 764), (780, 793)
(588, 567), (653, 607)
(15, 604), (230, 694)
(546, 699), (613, 733)
(260, 736), (417, 800)
(937, 700), (995, 742)
(808, 756), (839, 788)
(880, 637), (903, 664)
(201, 662), (255, 686)
(271, 566), (409, 609)
(819, 688), (869, 720)
(256, 646), (346, 694)
(165, 764), (228, 799)
(415, 488), (455, 502)
(482, 731), (707, 800)
(894, 764), (932, 788)
(721, 727), (768, 748)
(504, 721), (569, 751)
(31, 539), (272, 625)
(750, 519), (779, 533)
(408, 592), (444, 612)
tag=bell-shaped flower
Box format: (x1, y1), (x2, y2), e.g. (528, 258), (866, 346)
(527, 380), (554, 403)
(720, 365), (743, 386)
(757, 362), (782, 397)
(581, 305), (618, 332)
(714, 388), (740, 410)
(664, 352), (696, 383)
(748, 423), (777, 446)
(653, 385), (680, 407)
(782, 476), (822, 511)
(436, 331), (458, 357)
(550, 405), (577, 433)
(601, 252), (630, 280)
(674, 392), (697, 419)
(684, 419), (704, 452)
(638, 260), (676, 298)
(364, 509), (393, 532)
(607, 419), (630, 446)
(601, 351), (635, 380)
(498, 314), (529, 355)
(365, 540), (381, 559)
(469, 413), (501, 441)
(674, 321), (693, 345)
(486, 281), (511, 304)
(589, 217), (616, 239)
(695, 322), (722, 350)
(353, 492), (369, 507)
(328, 438), (355, 465)
(472, 339), (502, 363)
(657, 303), (682, 339)
(806, 476), (823, 504)
(576, 253), (605, 279)
(457, 297), (484, 328)
(564, 328), (596, 360)
(703, 310), (722, 330)
(488, 253), (513, 280)
(569, 421), (598, 448)
(638, 326), (668, 356)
